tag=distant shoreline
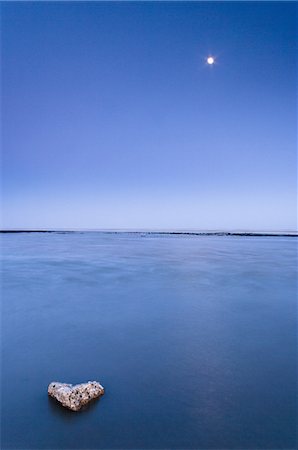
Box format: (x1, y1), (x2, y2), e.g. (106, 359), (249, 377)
(1, 230), (297, 237)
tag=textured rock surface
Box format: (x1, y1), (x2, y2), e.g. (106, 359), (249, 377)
(48, 381), (104, 411)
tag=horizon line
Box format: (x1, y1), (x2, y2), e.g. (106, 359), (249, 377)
(1, 229), (297, 237)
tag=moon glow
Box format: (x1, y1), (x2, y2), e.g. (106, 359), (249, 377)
(207, 56), (215, 65)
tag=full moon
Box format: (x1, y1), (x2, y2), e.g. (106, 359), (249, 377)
(207, 56), (215, 65)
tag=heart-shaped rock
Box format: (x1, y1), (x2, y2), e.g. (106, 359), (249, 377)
(48, 381), (104, 411)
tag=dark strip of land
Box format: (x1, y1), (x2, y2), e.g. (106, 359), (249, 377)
(0, 230), (297, 237)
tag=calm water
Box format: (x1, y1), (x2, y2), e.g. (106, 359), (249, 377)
(1, 233), (297, 449)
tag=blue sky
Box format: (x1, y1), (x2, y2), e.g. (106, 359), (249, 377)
(1, 2), (297, 230)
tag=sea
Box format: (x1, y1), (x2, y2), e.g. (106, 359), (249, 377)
(1, 232), (297, 449)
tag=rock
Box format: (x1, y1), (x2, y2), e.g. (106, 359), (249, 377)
(48, 381), (104, 411)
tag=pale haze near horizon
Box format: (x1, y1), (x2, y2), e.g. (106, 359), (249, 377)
(2, 2), (297, 231)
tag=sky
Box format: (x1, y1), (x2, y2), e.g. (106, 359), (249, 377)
(1, 1), (297, 231)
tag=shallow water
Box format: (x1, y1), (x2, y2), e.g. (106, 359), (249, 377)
(1, 233), (297, 449)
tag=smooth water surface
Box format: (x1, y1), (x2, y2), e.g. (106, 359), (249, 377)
(1, 233), (297, 449)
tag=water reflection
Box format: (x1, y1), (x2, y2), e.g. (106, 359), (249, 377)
(47, 395), (101, 419)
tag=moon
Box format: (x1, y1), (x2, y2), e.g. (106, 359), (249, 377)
(207, 56), (215, 65)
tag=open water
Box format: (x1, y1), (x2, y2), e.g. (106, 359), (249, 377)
(1, 232), (297, 449)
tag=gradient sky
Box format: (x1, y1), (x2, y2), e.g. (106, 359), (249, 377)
(1, 1), (297, 230)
